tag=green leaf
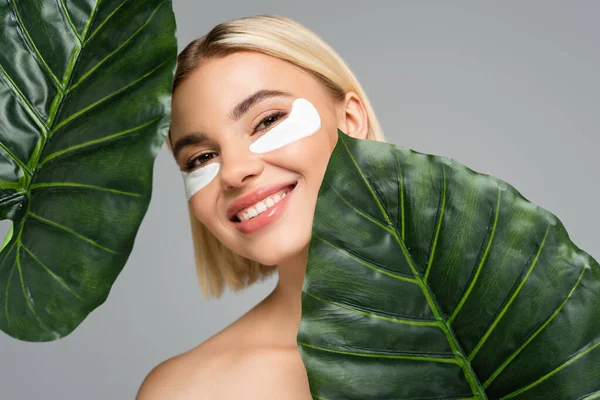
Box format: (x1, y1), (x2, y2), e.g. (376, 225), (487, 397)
(0, 0), (177, 342)
(299, 128), (600, 399)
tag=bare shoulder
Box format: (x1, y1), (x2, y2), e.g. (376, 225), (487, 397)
(228, 345), (312, 399)
(136, 317), (311, 399)
(136, 333), (233, 399)
(135, 352), (190, 399)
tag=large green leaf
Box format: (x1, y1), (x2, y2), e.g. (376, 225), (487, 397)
(0, 0), (177, 342)
(299, 128), (600, 399)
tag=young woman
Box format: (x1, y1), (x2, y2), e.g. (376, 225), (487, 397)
(137, 14), (386, 399)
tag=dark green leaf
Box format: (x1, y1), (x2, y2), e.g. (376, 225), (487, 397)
(299, 128), (600, 399)
(0, 0), (177, 342)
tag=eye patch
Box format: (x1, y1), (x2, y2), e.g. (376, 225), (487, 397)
(181, 162), (220, 201)
(249, 97), (321, 153)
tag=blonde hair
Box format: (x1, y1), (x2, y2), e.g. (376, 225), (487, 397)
(166, 14), (387, 299)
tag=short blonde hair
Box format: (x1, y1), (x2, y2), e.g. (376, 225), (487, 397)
(166, 14), (387, 299)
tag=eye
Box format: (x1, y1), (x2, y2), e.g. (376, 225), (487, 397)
(252, 111), (287, 133)
(185, 152), (218, 172)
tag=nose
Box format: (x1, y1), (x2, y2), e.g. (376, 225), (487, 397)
(219, 139), (264, 191)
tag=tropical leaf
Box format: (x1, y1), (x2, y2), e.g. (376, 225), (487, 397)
(299, 128), (600, 399)
(0, 0), (177, 342)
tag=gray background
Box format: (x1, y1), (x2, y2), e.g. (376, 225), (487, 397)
(1, 1), (599, 399)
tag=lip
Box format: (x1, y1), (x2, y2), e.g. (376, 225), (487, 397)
(232, 183), (297, 234)
(227, 180), (298, 221)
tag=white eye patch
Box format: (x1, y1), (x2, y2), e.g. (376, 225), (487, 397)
(249, 97), (321, 153)
(181, 97), (321, 201)
(181, 162), (220, 201)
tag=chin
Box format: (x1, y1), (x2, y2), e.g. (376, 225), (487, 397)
(248, 223), (311, 266)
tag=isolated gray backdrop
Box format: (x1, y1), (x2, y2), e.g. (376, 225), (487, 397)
(1, 1), (598, 399)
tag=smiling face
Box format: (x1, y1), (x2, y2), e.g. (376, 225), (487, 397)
(169, 51), (347, 266)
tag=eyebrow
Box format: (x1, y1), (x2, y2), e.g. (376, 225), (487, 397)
(172, 132), (210, 162)
(172, 89), (294, 162)
(228, 89), (293, 121)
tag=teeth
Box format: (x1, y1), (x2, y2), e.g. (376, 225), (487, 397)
(236, 186), (293, 222)
(256, 201), (267, 213)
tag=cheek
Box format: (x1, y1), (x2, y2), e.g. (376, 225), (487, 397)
(275, 132), (331, 170)
(188, 186), (219, 227)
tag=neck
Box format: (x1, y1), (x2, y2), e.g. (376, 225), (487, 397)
(262, 244), (309, 342)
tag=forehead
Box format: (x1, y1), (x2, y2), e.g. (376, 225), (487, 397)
(170, 51), (323, 137)
(182, 50), (315, 93)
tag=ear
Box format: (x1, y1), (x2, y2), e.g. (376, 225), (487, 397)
(337, 91), (369, 140)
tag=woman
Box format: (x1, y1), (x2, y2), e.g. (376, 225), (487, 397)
(137, 14), (386, 399)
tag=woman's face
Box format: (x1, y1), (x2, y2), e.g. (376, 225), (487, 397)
(169, 50), (360, 266)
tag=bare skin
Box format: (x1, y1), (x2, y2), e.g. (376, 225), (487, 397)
(136, 249), (311, 399)
(136, 50), (369, 399)
(136, 269), (311, 399)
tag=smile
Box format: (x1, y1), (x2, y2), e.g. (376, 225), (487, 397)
(235, 185), (294, 222)
(231, 182), (297, 234)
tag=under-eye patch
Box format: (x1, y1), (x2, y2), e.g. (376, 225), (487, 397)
(181, 162), (220, 201)
(249, 97), (321, 153)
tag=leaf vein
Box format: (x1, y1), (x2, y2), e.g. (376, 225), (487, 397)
(27, 211), (118, 254)
(85, 0), (130, 43)
(39, 117), (160, 166)
(0, 141), (33, 177)
(30, 182), (141, 197)
(298, 341), (459, 364)
(577, 390), (600, 400)
(339, 134), (392, 226)
(501, 337), (600, 399)
(305, 290), (438, 327)
(48, 59), (168, 137)
(8, 0), (63, 91)
(17, 246), (52, 332)
(449, 187), (502, 325)
(58, 0), (83, 43)
(313, 233), (416, 283)
(424, 163), (446, 281)
(393, 149), (405, 241)
(0, 63), (48, 131)
(468, 223), (552, 361)
(69, 0), (166, 92)
(328, 184), (392, 233)
(21, 244), (83, 300)
(2, 241), (18, 324)
(483, 262), (588, 388)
